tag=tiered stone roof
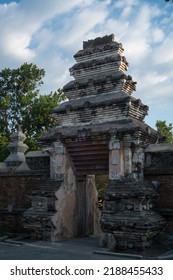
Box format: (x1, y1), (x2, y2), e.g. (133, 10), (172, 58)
(39, 34), (161, 178)
(41, 34), (158, 146)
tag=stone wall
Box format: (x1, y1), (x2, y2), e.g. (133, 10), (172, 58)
(0, 144), (51, 235)
(0, 171), (49, 233)
(144, 143), (173, 234)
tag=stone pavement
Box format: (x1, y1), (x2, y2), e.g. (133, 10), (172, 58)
(0, 234), (173, 260)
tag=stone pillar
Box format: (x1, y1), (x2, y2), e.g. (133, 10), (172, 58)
(109, 137), (122, 180)
(43, 141), (78, 241)
(48, 141), (65, 181)
(132, 145), (145, 179)
(51, 146), (77, 241)
(124, 146), (132, 176)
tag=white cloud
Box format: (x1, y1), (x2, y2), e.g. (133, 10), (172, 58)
(114, 0), (138, 9)
(151, 28), (165, 43)
(0, 0), (173, 127)
(153, 33), (173, 64)
(3, 32), (34, 60)
(55, 0), (110, 49)
(0, 0), (100, 65)
(139, 72), (168, 90)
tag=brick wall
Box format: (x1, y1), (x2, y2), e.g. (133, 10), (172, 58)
(0, 171), (49, 233)
(144, 145), (173, 235)
(144, 168), (173, 234)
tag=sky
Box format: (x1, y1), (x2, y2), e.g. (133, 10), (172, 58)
(0, 0), (173, 128)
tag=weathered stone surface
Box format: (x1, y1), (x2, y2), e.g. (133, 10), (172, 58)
(40, 34), (159, 152)
(26, 151), (50, 171)
(5, 125), (29, 170)
(145, 152), (173, 168)
(23, 178), (60, 240)
(144, 144), (173, 236)
(86, 175), (101, 237)
(145, 143), (173, 153)
(75, 35), (123, 63)
(0, 172), (50, 233)
(83, 34), (115, 49)
(51, 165), (77, 241)
(100, 178), (166, 250)
(63, 74), (136, 100)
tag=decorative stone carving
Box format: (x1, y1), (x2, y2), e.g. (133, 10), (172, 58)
(109, 138), (122, 180)
(26, 151), (50, 170)
(77, 128), (91, 141)
(145, 152), (173, 168)
(44, 141), (65, 181)
(109, 139), (121, 150)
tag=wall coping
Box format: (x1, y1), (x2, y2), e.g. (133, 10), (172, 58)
(26, 151), (49, 158)
(0, 170), (49, 177)
(144, 168), (173, 175)
(145, 143), (173, 153)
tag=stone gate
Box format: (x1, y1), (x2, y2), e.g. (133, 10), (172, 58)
(38, 34), (166, 249)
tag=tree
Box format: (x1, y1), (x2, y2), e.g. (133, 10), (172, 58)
(156, 120), (173, 143)
(0, 63), (65, 160)
(0, 63), (45, 136)
(22, 89), (65, 150)
(0, 135), (9, 162)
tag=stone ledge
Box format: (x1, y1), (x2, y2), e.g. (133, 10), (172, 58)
(0, 170), (50, 176)
(145, 143), (173, 153)
(0, 208), (25, 214)
(26, 151), (49, 158)
(144, 168), (173, 175)
(156, 208), (173, 216)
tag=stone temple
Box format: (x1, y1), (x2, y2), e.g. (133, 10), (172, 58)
(38, 34), (165, 249)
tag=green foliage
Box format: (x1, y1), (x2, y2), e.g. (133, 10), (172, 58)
(22, 89), (65, 150)
(0, 135), (9, 162)
(95, 175), (108, 198)
(0, 63), (65, 160)
(156, 120), (173, 143)
(0, 63), (45, 136)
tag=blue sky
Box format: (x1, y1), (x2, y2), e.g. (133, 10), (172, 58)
(0, 0), (173, 128)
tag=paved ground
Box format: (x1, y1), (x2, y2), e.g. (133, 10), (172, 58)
(0, 235), (173, 260)
(0, 236), (126, 260)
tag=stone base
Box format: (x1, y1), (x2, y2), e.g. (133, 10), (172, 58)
(23, 211), (55, 240)
(100, 178), (166, 251)
(22, 179), (61, 241)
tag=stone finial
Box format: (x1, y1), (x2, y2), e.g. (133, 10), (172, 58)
(5, 124), (29, 167)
